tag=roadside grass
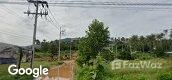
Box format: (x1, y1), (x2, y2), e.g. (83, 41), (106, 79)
(75, 58), (172, 80)
(0, 58), (62, 80)
(108, 58), (172, 80)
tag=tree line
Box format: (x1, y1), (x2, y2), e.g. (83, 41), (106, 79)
(76, 19), (172, 80)
(110, 29), (172, 59)
(35, 38), (79, 54)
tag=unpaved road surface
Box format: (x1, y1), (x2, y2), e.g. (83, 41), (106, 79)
(37, 60), (75, 80)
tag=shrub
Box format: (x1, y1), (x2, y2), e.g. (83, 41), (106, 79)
(117, 51), (133, 60)
(158, 73), (172, 80)
(100, 49), (114, 62)
(153, 48), (166, 57)
(138, 75), (147, 80)
(76, 55), (113, 80)
(131, 52), (155, 60)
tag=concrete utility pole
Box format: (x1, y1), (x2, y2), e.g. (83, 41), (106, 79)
(24, 0), (48, 68)
(58, 27), (65, 61)
(70, 39), (73, 59)
(58, 27), (61, 61)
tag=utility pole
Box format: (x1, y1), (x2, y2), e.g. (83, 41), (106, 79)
(70, 39), (73, 59)
(58, 27), (61, 61)
(24, 0), (48, 68)
(57, 27), (61, 80)
(58, 27), (65, 61)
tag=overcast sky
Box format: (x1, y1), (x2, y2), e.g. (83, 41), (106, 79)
(0, 0), (172, 46)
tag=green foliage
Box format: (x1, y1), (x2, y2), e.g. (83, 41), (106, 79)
(49, 41), (58, 55)
(41, 39), (50, 52)
(131, 52), (155, 60)
(117, 51), (133, 60)
(100, 49), (114, 62)
(138, 75), (147, 80)
(0, 64), (33, 80)
(153, 48), (166, 57)
(38, 38), (79, 53)
(76, 55), (110, 80)
(77, 19), (110, 66)
(111, 29), (172, 58)
(158, 72), (172, 80)
(35, 52), (50, 58)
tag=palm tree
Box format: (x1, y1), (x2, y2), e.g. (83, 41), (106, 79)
(130, 35), (139, 52)
(140, 36), (145, 52)
(146, 34), (156, 51)
(163, 29), (168, 38)
(170, 29), (172, 40)
(156, 33), (164, 40)
(156, 33), (164, 50)
(170, 29), (172, 50)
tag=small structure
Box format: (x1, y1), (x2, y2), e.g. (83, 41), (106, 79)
(0, 47), (18, 64)
(165, 52), (172, 57)
(0, 42), (32, 64)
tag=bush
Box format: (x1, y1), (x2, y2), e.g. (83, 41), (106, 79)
(153, 49), (166, 57)
(158, 73), (172, 80)
(138, 75), (147, 80)
(76, 55), (113, 80)
(117, 51), (133, 60)
(131, 52), (155, 60)
(100, 49), (114, 62)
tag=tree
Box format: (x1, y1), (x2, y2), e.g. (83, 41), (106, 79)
(77, 19), (110, 66)
(163, 29), (168, 38)
(129, 35), (139, 51)
(35, 39), (41, 45)
(170, 29), (172, 40)
(139, 36), (145, 52)
(41, 39), (49, 52)
(117, 50), (133, 60)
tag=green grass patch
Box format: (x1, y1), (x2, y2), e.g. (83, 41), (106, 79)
(0, 60), (62, 80)
(109, 58), (172, 80)
(75, 58), (172, 80)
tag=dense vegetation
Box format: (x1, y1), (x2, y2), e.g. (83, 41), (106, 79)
(76, 19), (172, 80)
(37, 23), (172, 61)
(11, 19), (171, 80)
(111, 30), (172, 59)
(34, 38), (79, 60)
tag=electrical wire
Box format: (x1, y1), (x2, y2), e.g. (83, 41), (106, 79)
(0, 31), (32, 39)
(47, 15), (60, 30)
(48, 8), (61, 27)
(1, 1), (172, 8)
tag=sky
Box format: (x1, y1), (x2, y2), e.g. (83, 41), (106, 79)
(0, 0), (172, 46)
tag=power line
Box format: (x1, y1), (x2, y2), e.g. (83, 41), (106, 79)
(1, 5), (24, 18)
(0, 31), (32, 39)
(48, 2), (172, 6)
(2, 1), (172, 7)
(0, 4), (34, 27)
(47, 15), (59, 30)
(2, 1), (172, 11)
(48, 8), (61, 27)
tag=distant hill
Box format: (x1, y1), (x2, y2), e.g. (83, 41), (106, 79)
(0, 42), (18, 52)
(0, 42), (32, 58)
(0, 42), (32, 51)
(0, 42), (19, 59)
(61, 38), (79, 43)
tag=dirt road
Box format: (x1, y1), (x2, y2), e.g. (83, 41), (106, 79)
(37, 60), (75, 80)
